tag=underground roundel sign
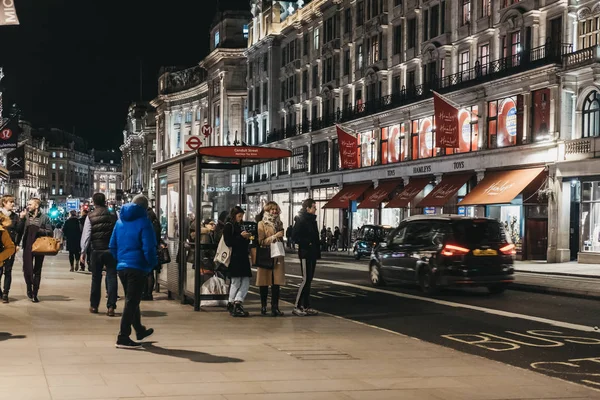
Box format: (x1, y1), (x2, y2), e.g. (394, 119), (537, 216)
(0, 128), (12, 140)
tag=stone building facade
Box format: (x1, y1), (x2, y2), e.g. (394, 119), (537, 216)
(93, 150), (122, 203)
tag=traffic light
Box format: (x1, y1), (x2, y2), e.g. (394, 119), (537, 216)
(49, 207), (59, 219)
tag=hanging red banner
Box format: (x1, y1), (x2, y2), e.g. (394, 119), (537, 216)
(434, 92), (460, 148)
(336, 125), (359, 170)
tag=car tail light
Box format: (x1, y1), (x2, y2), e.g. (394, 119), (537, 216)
(500, 243), (516, 255)
(441, 244), (470, 257)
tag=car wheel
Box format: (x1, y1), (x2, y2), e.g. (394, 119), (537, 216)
(369, 263), (385, 286)
(419, 267), (438, 295)
(488, 284), (508, 294)
(353, 247), (361, 260)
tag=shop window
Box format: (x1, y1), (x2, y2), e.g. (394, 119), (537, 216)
(291, 146), (308, 173)
(411, 117), (436, 159)
(312, 141), (329, 174)
(453, 105), (479, 154)
(487, 97), (519, 149)
(381, 124), (405, 164)
(331, 139), (340, 171)
(358, 130), (378, 167)
(582, 91), (600, 138)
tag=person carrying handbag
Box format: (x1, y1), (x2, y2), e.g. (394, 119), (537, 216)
(256, 201), (286, 317)
(20, 198), (53, 303)
(223, 206), (252, 317)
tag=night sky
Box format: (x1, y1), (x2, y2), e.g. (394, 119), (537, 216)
(0, 0), (249, 150)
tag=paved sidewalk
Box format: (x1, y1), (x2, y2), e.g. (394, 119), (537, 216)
(1, 253), (600, 400)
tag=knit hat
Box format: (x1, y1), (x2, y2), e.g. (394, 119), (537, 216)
(132, 194), (149, 210)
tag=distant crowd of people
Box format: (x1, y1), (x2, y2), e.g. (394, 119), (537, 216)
(286, 223), (348, 252)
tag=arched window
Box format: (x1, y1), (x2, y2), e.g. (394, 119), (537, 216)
(583, 91), (600, 138)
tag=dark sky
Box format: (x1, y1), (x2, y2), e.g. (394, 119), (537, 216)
(0, 0), (249, 150)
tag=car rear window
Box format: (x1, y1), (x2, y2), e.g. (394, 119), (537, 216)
(373, 227), (393, 240)
(451, 220), (508, 247)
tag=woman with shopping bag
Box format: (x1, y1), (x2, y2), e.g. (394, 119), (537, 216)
(223, 206), (252, 317)
(255, 201), (286, 316)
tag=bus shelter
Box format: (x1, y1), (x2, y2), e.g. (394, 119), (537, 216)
(152, 146), (292, 310)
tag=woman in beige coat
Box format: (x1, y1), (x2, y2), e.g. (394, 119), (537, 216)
(256, 201), (286, 316)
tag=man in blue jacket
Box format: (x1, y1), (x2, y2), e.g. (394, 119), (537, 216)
(109, 194), (157, 349)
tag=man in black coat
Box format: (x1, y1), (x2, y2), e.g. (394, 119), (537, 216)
(291, 198), (321, 317)
(81, 193), (118, 316)
(0, 195), (23, 303)
(62, 211), (82, 272)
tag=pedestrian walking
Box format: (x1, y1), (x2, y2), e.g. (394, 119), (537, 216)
(142, 208), (164, 301)
(79, 209), (90, 271)
(0, 214), (16, 288)
(110, 194), (157, 349)
(326, 227), (333, 251)
(224, 206), (252, 317)
(286, 225), (293, 249)
(256, 201), (286, 316)
(0, 195), (23, 303)
(333, 226), (340, 252)
(62, 211), (82, 272)
(291, 198), (320, 316)
(20, 198), (53, 303)
(81, 193), (118, 316)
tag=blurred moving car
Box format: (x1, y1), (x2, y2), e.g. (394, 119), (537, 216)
(352, 224), (393, 260)
(369, 215), (515, 295)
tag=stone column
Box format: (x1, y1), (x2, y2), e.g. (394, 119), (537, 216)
(164, 110), (171, 159)
(547, 173), (571, 263)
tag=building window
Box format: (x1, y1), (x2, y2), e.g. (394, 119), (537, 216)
(214, 31), (220, 47)
(357, 1), (364, 26)
(381, 124), (405, 164)
(331, 139), (340, 171)
(479, 44), (489, 75)
(59, 152), (63, 158)
(59, 187), (63, 195)
(357, 44), (364, 69)
(243, 24), (248, 39)
(407, 18), (416, 49)
(302, 70), (308, 93)
(344, 8), (351, 34)
(52, 163), (56, 169)
(312, 65), (318, 89)
(262, 82), (268, 107)
(291, 146), (308, 173)
(52, 152), (56, 157)
(583, 91), (600, 138)
(580, 181), (600, 252)
(196, 108), (202, 121)
(369, 34), (381, 64)
(487, 97), (519, 148)
(314, 28), (320, 50)
(454, 105), (479, 153)
(411, 117), (436, 159)
(358, 130), (378, 167)
(214, 104), (220, 127)
(461, 0), (471, 25)
(311, 141), (329, 174)
(579, 15), (600, 49)
(480, 0), (491, 17)
(185, 111), (192, 123)
(343, 49), (351, 76)
(52, 186), (56, 195)
(459, 51), (470, 80)
(303, 34), (309, 56)
(393, 25), (402, 55)
(430, 5), (439, 38)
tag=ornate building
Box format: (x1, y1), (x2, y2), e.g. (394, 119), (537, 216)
(242, 0), (600, 264)
(151, 6), (250, 163)
(121, 102), (156, 198)
(93, 150), (122, 203)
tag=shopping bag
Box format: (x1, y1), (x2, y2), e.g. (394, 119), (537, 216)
(254, 246), (273, 269)
(31, 237), (61, 256)
(270, 241), (285, 258)
(200, 275), (229, 307)
(213, 236), (231, 267)
(158, 247), (171, 264)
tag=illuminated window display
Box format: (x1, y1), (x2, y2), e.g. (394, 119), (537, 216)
(411, 117), (435, 159)
(381, 124), (405, 164)
(488, 97), (519, 149)
(455, 106), (479, 153)
(358, 130), (378, 167)
(581, 181), (600, 252)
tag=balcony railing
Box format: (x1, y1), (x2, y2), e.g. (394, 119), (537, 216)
(264, 42), (572, 145)
(563, 45), (600, 69)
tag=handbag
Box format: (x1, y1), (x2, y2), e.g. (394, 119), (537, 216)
(253, 246), (273, 269)
(270, 241), (285, 258)
(31, 237), (61, 256)
(213, 236), (231, 267)
(158, 247), (171, 264)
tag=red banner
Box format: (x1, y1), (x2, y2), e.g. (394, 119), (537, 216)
(336, 125), (359, 169)
(434, 92), (459, 148)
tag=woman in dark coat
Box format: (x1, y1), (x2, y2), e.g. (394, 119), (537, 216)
(142, 208), (164, 300)
(224, 206), (252, 317)
(62, 210), (82, 272)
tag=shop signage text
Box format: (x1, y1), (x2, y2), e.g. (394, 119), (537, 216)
(272, 183), (288, 190)
(293, 180), (308, 188)
(453, 161), (465, 170)
(387, 170), (396, 176)
(205, 186), (231, 193)
(413, 165), (432, 174)
(320, 178), (331, 184)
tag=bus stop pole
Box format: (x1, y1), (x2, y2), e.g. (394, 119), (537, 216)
(193, 154), (202, 311)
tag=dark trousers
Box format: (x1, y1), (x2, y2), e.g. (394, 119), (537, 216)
(90, 250), (118, 309)
(259, 284), (280, 308)
(68, 251), (80, 268)
(295, 258), (317, 309)
(0, 255), (15, 295)
(23, 250), (44, 296)
(142, 269), (156, 300)
(118, 269), (146, 341)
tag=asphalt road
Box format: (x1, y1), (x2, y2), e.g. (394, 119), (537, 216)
(250, 255), (600, 390)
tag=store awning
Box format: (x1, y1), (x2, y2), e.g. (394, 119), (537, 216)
(416, 174), (472, 208)
(358, 180), (403, 209)
(459, 167), (545, 206)
(322, 182), (372, 209)
(385, 178), (430, 208)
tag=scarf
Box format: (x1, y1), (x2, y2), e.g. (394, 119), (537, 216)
(262, 212), (283, 232)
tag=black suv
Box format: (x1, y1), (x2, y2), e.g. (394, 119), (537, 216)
(369, 215), (515, 294)
(352, 225), (393, 260)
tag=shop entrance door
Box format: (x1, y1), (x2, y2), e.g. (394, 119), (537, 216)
(570, 202), (580, 261)
(526, 219), (548, 260)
